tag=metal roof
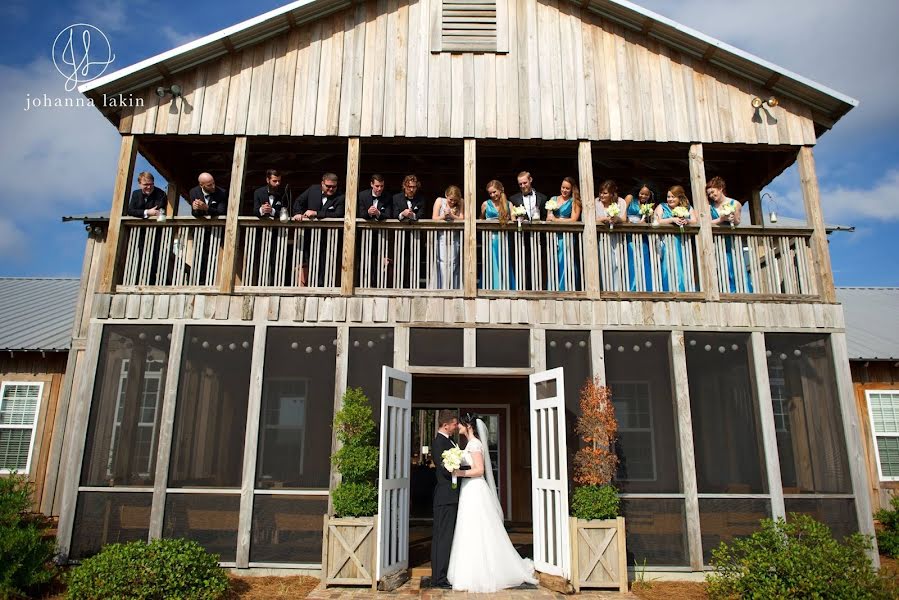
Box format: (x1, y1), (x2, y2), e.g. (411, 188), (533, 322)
(837, 287), (899, 361)
(0, 278), (80, 352)
(79, 0), (857, 134)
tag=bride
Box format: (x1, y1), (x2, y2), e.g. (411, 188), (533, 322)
(446, 413), (537, 592)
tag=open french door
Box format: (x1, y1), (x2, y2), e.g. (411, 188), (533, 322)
(529, 367), (571, 579)
(375, 367), (412, 587)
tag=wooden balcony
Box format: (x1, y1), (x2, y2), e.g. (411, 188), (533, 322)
(112, 217), (824, 303)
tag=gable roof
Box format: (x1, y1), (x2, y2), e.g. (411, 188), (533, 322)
(0, 278), (80, 352)
(837, 287), (899, 361)
(80, 0), (856, 134)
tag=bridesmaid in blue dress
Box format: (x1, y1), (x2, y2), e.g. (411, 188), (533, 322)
(546, 177), (582, 291)
(654, 185), (697, 292)
(706, 176), (752, 293)
(480, 180), (515, 290)
(624, 184), (656, 292)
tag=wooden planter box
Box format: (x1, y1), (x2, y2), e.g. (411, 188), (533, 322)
(569, 516), (628, 593)
(322, 514), (378, 589)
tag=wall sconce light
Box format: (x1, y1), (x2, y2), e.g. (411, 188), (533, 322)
(156, 84), (183, 99)
(761, 192), (778, 224)
(751, 96), (779, 109)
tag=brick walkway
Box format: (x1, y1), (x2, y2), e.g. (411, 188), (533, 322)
(306, 577), (635, 599)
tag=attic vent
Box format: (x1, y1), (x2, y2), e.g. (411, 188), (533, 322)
(433, 0), (507, 53)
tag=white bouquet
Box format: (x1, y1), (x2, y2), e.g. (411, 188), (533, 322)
(717, 202), (735, 228)
(639, 203), (655, 218)
(605, 202), (620, 229)
(544, 198), (559, 212)
(510, 204), (527, 231)
(442, 446), (464, 489)
(672, 206), (690, 233)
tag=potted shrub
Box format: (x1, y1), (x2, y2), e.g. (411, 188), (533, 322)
(569, 378), (628, 592)
(322, 387), (379, 589)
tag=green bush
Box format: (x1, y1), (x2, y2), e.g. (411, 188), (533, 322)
(875, 495), (899, 557)
(67, 538), (229, 600)
(0, 474), (57, 599)
(331, 387), (379, 518)
(706, 514), (890, 600)
(570, 484), (619, 521)
(332, 482), (379, 518)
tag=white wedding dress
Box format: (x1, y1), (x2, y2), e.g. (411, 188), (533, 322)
(446, 435), (537, 592)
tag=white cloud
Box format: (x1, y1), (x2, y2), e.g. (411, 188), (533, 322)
(160, 25), (201, 48)
(75, 0), (130, 33)
(0, 59), (121, 221)
(0, 218), (28, 259)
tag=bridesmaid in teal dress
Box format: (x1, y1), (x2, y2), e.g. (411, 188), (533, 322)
(624, 184), (655, 292)
(480, 180), (515, 290)
(546, 177), (582, 291)
(706, 176), (752, 293)
(654, 185), (697, 292)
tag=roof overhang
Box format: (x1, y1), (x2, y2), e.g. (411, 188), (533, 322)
(80, 0), (857, 136)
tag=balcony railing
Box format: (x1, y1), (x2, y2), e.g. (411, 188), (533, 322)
(118, 218), (224, 289)
(597, 225), (701, 295)
(477, 222), (584, 292)
(356, 221), (464, 292)
(236, 218), (342, 290)
(713, 227), (817, 297)
(111, 218), (823, 301)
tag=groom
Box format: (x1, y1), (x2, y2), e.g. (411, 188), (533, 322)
(430, 409), (463, 589)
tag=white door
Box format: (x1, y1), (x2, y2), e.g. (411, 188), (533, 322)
(529, 367), (571, 578)
(376, 367), (412, 582)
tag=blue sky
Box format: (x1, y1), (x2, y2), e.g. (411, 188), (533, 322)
(1, 0), (897, 286)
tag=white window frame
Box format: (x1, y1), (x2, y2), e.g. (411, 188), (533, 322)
(107, 358), (164, 479)
(866, 389), (899, 482)
(610, 380), (657, 482)
(0, 381), (44, 474)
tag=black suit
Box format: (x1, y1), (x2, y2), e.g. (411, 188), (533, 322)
(392, 193), (427, 222)
(431, 432), (460, 587)
(509, 190), (548, 221)
(252, 185), (290, 219)
(127, 187), (167, 218)
(294, 185), (345, 219)
(188, 185), (228, 218)
(357, 189), (392, 220)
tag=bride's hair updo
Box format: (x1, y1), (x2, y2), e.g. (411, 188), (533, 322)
(459, 412), (481, 440)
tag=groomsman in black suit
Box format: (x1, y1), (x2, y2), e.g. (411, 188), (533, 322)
(508, 171), (548, 289)
(189, 172), (228, 218)
(430, 410), (462, 589)
(127, 171), (167, 218)
(392, 174), (427, 222)
(253, 169), (291, 219)
(357, 173), (391, 220)
(293, 172), (345, 220)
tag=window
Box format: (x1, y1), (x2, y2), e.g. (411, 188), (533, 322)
(868, 390), (899, 481)
(108, 358), (164, 478)
(0, 382), (43, 473)
(611, 382), (656, 482)
(768, 363), (790, 433)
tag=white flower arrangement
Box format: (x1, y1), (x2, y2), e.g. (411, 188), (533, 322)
(544, 198), (559, 212)
(672, 206), (690, 233)
(511, 204), (527, 231)
(639, 203), (655, 217)
(717, 202), (736, 229)
(442, 446), (464, 489)
(605, 202), (620, 230)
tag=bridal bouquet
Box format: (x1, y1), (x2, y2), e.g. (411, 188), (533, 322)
(605, 203), (620, 229)
(511, 204), (527, 231)
(639, 203), (655, 218)
(717, 202), (735, 228)
(672, 206), (690, 233)
(544, 198), (559, 213)
(442, 446), (464, 489)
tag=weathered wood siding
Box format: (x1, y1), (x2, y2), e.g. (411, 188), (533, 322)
(119, 0), (815, 145)
(851, 362), (899, 513)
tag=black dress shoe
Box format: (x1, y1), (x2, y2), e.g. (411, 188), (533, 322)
(435, 582), (453, 589)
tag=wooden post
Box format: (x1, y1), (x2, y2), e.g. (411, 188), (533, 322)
(218, 137), (247, 293)
(688, 143), (720, 301)
(463, 139), (477, 298)
(578, 141), (600, 296)
(166, 182), (180, 217)
(797, 147), (836, 302)
(530, 328), (546, 371)
(748, 332), (785, 519)
(328, 326), (350, 516)
(148, 323), (185, 540)
(342, 138), (360, 295)
(236, 324), (267, 567)
(98, 135), (138, 293)
(749, 189), (763, 226)
(669, 331), (703, 570)
(590, 330), (605, 386)
(830, 332), (879, 565)
(55, 322), (104, 559)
